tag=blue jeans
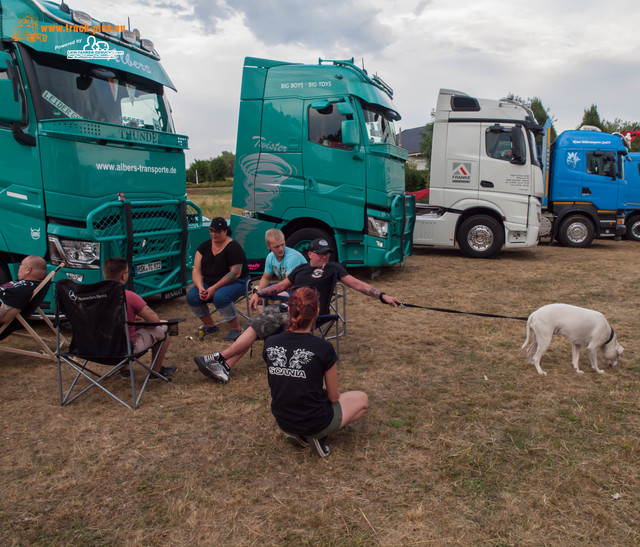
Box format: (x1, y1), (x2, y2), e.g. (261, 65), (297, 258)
(186, 276), (250, 322)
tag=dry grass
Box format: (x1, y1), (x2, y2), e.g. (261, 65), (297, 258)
(188, 187), (244, 220)
(2, 239), (640, 545)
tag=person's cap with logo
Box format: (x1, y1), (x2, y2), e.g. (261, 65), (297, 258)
(308, 238), (332, 254)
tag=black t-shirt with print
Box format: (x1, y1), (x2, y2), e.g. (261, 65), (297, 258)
(263, 330), (338, 436)
(0, 280), (38, 311)
(197, 239), (249, 285)
(287, 261), (348, 315)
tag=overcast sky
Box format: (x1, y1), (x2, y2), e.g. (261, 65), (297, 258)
(79, 0), (640, 165)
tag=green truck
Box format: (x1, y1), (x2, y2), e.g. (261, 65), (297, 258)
(0, 0), (207, 310)
(230, 57), (415, 272)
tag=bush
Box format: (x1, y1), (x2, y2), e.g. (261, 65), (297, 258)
(405, 163), (428, 192)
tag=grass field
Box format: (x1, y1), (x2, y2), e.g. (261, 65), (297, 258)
(2, 218), (640, 544)
(187, 186), (244, 220)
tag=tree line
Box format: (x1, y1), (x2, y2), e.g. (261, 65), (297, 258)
(406, 100), (640, 192)
(186, 151), (235, 183)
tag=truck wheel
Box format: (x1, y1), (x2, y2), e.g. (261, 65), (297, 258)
(457, 215), (504, 258)
(625, 216), (640, 241)
(286, 228), (336, 259)
(558, 215), (595, 247)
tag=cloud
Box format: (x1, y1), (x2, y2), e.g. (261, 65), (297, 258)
(414, 0), (432, 16)
(184, 0), (393, 52)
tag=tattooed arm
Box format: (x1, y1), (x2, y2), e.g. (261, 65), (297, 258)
(339, 274), (399, 307)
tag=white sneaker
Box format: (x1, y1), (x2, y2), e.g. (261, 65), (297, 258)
(193, 353), (230, 383)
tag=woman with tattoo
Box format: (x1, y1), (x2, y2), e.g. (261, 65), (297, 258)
(186, 217), (250, 341)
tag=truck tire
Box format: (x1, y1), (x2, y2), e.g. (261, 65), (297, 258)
(457, 215), (504, 258)
(286, 228), (336, 259)
(557, 215), (595, 247)
(624, 216), (640, 241)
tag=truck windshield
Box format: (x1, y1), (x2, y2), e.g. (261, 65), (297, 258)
(25, 49), (175, 132)
(361, 102), (397, 145)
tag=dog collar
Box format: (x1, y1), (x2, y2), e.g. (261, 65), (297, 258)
(605, 328), (615, 345)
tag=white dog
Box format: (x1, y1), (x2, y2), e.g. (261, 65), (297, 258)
(522, 303), (623, 375)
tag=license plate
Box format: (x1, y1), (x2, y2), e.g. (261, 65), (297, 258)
(135, 260), (162, 274)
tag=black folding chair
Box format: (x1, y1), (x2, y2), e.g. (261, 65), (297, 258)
(55, 279), (183, 410)
(0, 264), (65, 361)
(315, 280), (347, 359)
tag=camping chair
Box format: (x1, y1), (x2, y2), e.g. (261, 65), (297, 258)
(0, 264), (65, 361)
(315, 279), (347, 360)
(55, 279), (183, 410)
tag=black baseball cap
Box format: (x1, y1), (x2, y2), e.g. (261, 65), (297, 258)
(209, 217), (231, 234)
(308, 238), (332, 254)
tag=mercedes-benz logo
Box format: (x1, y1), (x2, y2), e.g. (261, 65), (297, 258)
(68, 290), (77, 301)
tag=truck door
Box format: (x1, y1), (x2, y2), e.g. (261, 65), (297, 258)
(301, 99), (366, 232)
(582, 150), (621, 211)
(0, 49), (46, 258)
(479, 123), (532, 226)
(250, 98), (305, 213)
(441, 121), (480, 206)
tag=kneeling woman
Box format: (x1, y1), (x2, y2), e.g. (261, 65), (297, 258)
(262, 286), (368, 457)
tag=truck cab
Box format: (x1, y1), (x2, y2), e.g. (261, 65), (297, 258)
(230, 57), (415, 271)
(413, 89), (543, 258)
(542, 129), (627, 246)
(0, 0), (206, 308)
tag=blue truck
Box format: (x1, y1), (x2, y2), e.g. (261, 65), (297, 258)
(540, 125), (627, 247)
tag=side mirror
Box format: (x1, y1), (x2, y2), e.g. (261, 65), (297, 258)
(336, 102), (355, 116)
(310, 99), (331, 111)
(510, 126), (526, 165)
(0, 52), (22, 122)
(341, 120), (360, 147)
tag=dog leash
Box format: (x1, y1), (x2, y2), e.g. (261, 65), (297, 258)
(399, 302), (528, 322)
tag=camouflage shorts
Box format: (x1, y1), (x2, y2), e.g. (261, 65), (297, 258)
(245, 304), (289, 340)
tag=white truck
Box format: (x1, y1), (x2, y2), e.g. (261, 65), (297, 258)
(413, 89), (544, 258)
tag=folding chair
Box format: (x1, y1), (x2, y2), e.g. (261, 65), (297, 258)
(0, 264), (65, 361)
(55, 279), (183, 410)
(315, 280), (347, 359)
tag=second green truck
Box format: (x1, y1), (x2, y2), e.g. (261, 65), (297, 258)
(229, 57), (415, 272)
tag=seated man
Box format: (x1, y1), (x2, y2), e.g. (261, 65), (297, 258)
(0, 256), (47, 323)
(254, 229), (306, 308)
(102, 257), (177, 379)
(193, 238), (401, 383)
(261, 228), (306, 285)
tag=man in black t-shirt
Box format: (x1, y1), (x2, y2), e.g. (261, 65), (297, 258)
(0, 256), (47, 323)
(193, 238), (401, 383)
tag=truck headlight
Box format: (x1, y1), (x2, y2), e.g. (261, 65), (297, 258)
(367, 216), (389, 239)
(48, 236), (101, 269)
